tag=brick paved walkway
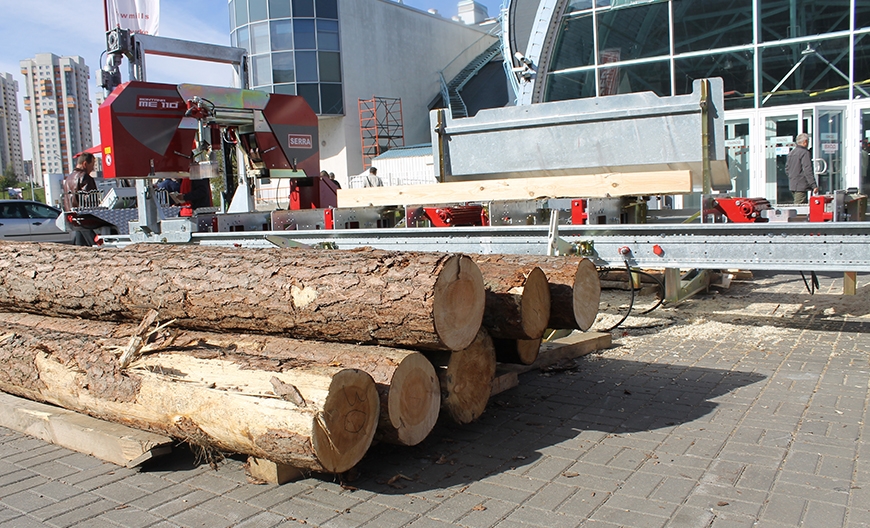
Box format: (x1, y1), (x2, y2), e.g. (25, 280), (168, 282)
(1, 272), (868, 527)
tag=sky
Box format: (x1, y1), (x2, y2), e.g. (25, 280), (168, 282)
(0, 0), (505, 164)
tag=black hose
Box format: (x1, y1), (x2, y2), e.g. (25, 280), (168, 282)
(800, 271), (819, 295)
(601, 261), (636, 332)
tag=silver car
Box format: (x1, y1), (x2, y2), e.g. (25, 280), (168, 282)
(0, 200), (74, 243)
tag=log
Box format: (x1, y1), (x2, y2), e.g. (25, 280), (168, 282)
(473, 262), (550, 340)
(0, 323), (379, 474)
(428, 328), (496, 424)
(472, 254), (600, 331)
(0, 242), (485, 351)
(0, 312), (440, 447)
(492, 337), (542, 365)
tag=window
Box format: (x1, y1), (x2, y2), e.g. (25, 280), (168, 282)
(292, 0), (314, 17)
(295, 51), (318, 82)
(760, 0), (850, 42)
(317, 19), (340, 51)
(252, 55), (273, 86)
(318, 52), (341, 82)
(550, 12), (595, 71)
(294, 19), (316, 49)
(320, 83), (343, 114)
(272, 52), (295, 83)
(316, 0), (338, 19)
(297, 83), (319, 113)
(596, 2), (669, 61)
(270, 0), (292, 18)
(251, 22), (270, 54)
(249, 0), (268, 21)
(675, 51), (754, 110)
(271, 19), (293, 50)
(235, 0), (248, 25)
(673, 0), (753, 54)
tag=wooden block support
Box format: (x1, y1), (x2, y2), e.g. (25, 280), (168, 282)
(491, 332), (612, 396)
(338, 171), (693, 207)
(844, 272), (857, 296)
(0, 391), (172, 467)
(247, 456), (304, 485)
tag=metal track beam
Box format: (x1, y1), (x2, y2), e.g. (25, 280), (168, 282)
(99, 222), (870, 273)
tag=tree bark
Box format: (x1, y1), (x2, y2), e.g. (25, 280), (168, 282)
(0, 242), (485, 351)
(0, 322), (379, 474)
(0, 312), (440, 447)
(472, 261), (550, 340)
(472, 254), (600, 331)
(427, 328), (496, 424)
(492, 337), (542, 365)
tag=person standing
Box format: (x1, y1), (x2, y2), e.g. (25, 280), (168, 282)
(62, 153), (97, 211)
(62, 153), (98, 245)
(363, 166), (382, 188)
(787, 133), (817, 204)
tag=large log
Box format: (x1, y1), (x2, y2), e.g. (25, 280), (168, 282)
(473, 262), (550, 340)
(0, 322), (379, 474)
(428, 328), (496, 424)
(472, 254), (600, 331)
(0, 312), (440, 447)
(0, 242), (485, 351)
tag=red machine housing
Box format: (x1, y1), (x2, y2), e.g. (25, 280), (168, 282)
(98, 81), (320, 181)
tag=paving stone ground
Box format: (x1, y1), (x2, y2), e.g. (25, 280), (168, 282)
(0, 271), (868, 527)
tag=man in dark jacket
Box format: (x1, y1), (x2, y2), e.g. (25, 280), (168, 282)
(787, 133), (816, 204)
(62, 153), (97, 211)
(62, 153), (98, 246)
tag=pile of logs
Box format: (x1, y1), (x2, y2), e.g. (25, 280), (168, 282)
(0, 241), (600, 475)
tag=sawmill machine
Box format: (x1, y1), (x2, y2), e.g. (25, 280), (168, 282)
(93, 80), (329, 242)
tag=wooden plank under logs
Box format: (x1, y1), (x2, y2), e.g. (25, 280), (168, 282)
(0, 313), (441, 447)
(427, 328), (496, 425)
(0, 323), (379, 474)
(0, 242), (485, 352)
(473, 262), (550, 341)
(472, 255), (600, 331)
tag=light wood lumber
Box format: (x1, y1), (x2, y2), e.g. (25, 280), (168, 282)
(0, 391), (172, 467)
(338, 170), (693, 207)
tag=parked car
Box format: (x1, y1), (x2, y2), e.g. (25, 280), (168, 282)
(0, 200), (74, 243)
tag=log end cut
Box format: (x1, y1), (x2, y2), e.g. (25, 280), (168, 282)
(520, 267), (551, 340)
(573, 258), (602, 331)
(386, 352), (440, 446)
(311, 369), (379, 474)
(440, 328), (496, 424)
(433, 255), (486, 351)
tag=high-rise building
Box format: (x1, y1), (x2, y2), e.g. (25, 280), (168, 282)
(20, 54), (93, 186)
(0, 72), (24, 180)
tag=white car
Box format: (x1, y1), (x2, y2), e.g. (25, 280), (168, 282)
(0, 199), (75, 243)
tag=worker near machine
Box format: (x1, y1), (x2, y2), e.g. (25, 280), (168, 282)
(62, 153), (98, 246)
(787, 133), (817, 204)
(63, 153), (97, 211)
(329, 172), (341, 189)
(171, 178), (212, 209)
(363, 167), (383, 188)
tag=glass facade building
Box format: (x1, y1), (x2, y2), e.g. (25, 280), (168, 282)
(508, 0), (870, 203)
(228, 0), (343, 115)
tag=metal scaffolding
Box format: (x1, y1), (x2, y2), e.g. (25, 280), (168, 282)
(359, 96), (404, 170)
